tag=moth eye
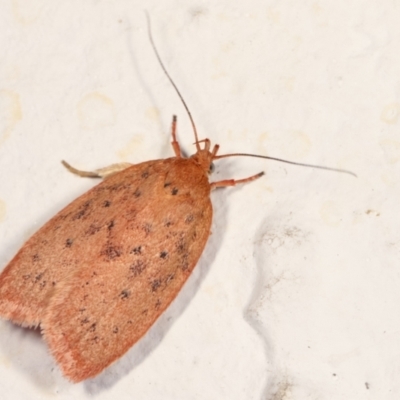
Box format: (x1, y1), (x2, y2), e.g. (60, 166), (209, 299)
(209, 163), (215, 174)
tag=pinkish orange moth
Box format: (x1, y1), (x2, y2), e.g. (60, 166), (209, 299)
(0, 18), (355, 383)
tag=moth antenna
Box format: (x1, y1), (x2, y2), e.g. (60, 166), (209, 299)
(145, 13), (356, 179)
(214, 153), (357, 177)
(146, 12), (200, 151)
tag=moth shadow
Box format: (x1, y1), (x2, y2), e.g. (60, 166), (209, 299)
(0, 322), (60, 387)
(84, 186), (230, 393)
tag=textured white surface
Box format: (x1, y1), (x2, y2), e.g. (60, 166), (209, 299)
(0, 1), (399, 399)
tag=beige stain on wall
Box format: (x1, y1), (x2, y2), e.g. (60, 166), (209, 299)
(77, 93), (116, 130)
(312, 2), (323, 15)
(266, 7), (281, 24)
(145, 107), (160, 121)
(0, 90), (22, 147)
(381, 171), (397, 187)
(380, 103), (400, 125)
(320, 201), (341, 227)
(380, 139), (400, 164)
(12, 0), (41, 24)
(117, 136), (144, 161)
(280, 76), (295, 91)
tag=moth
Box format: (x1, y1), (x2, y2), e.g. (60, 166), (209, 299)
(0, 17), (355, 382)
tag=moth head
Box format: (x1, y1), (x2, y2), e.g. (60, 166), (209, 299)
(190, 138), (219, 175)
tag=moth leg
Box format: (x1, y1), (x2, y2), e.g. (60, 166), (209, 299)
(62, 160), (133, 179)
(210, 171), (264, 190)
(170, 115), (182, 157)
